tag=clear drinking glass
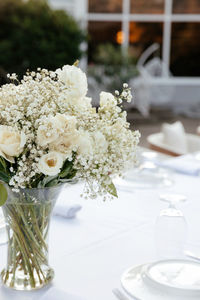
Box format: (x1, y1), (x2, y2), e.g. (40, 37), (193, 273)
(155, 193), (187, 259)
(115, 151), (174, 190)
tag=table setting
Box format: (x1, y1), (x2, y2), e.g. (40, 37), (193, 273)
(0, 63), (200, 300)
(0, 150), (200, 299)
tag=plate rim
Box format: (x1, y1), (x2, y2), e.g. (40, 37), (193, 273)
(144, 259), (200, 296)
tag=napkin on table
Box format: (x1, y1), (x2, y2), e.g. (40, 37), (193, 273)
(161, 121), (188, 155)
(53, 198), (82, 219)
(158, 154), (200, 176)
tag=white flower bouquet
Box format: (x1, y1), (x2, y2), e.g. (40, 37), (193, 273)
(0, 63), (140, 290)
(0, 64), (140, 200)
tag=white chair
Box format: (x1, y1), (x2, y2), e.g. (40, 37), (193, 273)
(130, 43), (174, 117)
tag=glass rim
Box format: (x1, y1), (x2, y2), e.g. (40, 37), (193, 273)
(3, 178), (78, 192)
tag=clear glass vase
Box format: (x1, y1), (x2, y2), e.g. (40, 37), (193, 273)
(1, 184), (64, 291)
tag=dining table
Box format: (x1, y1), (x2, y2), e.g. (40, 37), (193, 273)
(0, 151), (200, 300)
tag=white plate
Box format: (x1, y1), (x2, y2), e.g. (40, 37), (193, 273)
(121, 263), (200, 300)
(143, 260), (200, 297)
(114, 168), (173, 191)
(147, 132), (200, 156)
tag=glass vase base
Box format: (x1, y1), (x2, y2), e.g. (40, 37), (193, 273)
(1, 267), (54, 291)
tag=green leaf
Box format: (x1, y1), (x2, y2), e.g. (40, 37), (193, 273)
(42, 176), (58, 186)
(37, 175), (58, 188)
(59, 159), (76, 179)
(31, 173), (45, 188)
(0, 157), (11, 184)
(37, 181), (44, 188)
(0, 157), (7, 172)
(0, 171), (10, 184)
(0, 183), (7, 206)
(45, 179), (58, 187)
(107, 182), (118, 198)
(58, 177), (78, 183)
(61, 168), (77, 180)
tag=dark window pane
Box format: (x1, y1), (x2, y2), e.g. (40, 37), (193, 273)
(173, 0), (200, 14)
(171, 23), (200, 76)
(88, 21), (122, 62)
(129, 22), (163, 58)
(130, 0), (164, 14)
(89, 0), (122, 13)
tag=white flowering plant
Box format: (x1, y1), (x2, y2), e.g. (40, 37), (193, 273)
(0, 63), (140, 204)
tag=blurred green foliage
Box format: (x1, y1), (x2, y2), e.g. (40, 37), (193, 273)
(0, 0), (85, 82)
(88, 43), (138, 93)
(93, 43), (137, 66)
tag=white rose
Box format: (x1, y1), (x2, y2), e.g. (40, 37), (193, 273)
(38, 151), (63, 176)
(0, 126), (26, 162)
(37, 114), (78, 148)
(55, 65), (88, 98)
(48, 114), (79, 157)
(99, 91), (116, 108)
(37, 116), (62, 147)
(77, 131), (93, 156)
(79, 97), (92, 109)
(93, 131), (108, 153)
(51, 131), (79, 157)
(53, 114), (77, 135)
(63, 96), (93, 111)
(84, 97), (92, 107)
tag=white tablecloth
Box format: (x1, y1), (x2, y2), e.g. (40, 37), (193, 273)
(0, 173), (200, 300)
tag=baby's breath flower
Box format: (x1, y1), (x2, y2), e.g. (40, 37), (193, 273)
(0, 64), (139, 198)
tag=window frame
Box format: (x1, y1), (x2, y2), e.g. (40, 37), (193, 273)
(86, 0), (200, 83)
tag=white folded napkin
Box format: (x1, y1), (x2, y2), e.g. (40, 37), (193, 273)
(53, 198), (82, 219)
(158, 154), (200, 176)
(40, 287), (85, 300)
(161, 121), (188, 155)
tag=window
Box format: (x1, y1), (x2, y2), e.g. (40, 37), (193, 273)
(130, 0), (164, 14)
(171, 23), (200, 76)
(89, 0), (122, 13)
(88, 21), (122, 62)
(87, 0), (200, 78)
(173, 0), (200, 14)
(129, 22), (163, 49)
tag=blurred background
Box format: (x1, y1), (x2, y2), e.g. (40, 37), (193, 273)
(0, 0), (200, 147)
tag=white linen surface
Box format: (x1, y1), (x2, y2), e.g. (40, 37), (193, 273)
(158, 154), (200, 176)
(0, 174), (200, 300)
(40, 287), (84, 300)
(0, 286), (85, 300)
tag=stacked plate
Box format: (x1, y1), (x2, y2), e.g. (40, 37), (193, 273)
(121, 259), (200, 300)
